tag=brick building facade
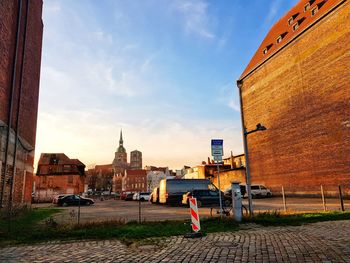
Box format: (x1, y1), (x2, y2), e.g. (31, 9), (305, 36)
(122, 169), (147, 192)
(34, 153), (85, 202)
(238, 0), (350, 196)
(0, 0), (43, 207)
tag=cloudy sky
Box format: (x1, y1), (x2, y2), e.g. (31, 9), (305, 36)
(35, 0), (298, 170)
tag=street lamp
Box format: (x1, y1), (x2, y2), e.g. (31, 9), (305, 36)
(243, 123), (267, 216)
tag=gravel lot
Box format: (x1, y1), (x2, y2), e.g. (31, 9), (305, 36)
(33, 196), (349, 224)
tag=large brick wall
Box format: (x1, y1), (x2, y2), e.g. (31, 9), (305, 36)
(239, 2), (350, 196)
(34, 175), (85, 202)
(0, 0), (43, 206)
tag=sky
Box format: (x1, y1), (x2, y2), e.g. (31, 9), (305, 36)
(35, 0), (298, 170)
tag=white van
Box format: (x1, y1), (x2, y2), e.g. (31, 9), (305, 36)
(251, 185), (272, 198)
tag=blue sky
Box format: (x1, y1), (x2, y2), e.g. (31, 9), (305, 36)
(36, 0), (298, 169)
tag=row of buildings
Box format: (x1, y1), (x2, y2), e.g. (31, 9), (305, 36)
(1, 0), (349, 207)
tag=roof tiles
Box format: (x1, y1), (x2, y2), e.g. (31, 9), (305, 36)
(239, 0), (345, 80)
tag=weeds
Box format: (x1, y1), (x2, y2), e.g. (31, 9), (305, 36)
(1, 208), (349, 247)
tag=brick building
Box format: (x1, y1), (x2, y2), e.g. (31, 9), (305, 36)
(0, 0), (43, 207)
(34, 153), (85, 202)
(86, 164), (114, 191)
(122, 169), (147, 192)
(130, 150), (142, 170)
(112, 130), (128, 175)
(238, 0), (350, 196)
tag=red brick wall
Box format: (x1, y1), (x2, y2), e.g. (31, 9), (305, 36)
(240, 2), (350, 196)
(34, 174), (85, 202)
(0, 0), (43, 205)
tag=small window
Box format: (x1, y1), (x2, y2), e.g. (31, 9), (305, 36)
(263, 48), (268, 54)
(292, 22), (299, 31)
(288, 17), (294, 25)
(311, 6), (318, 16)
(276, 36), (282, 43)
(304, 3), (310, 12)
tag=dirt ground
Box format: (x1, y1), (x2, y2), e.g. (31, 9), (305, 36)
(33, 196), (349, 224)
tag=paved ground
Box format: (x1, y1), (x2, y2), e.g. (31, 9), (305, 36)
(33, 197), (349, 224)
(1, 220), (350, 262)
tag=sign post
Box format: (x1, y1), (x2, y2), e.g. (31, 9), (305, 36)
(211, 139), (223, 218)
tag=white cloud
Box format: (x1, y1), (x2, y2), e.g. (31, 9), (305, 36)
(35, 109), (243, 170)
(173, 0), (215, 39)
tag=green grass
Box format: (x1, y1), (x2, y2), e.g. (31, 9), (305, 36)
(1, 208), (349, 246)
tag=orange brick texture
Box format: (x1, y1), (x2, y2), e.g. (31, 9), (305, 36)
(239, 3), (350, 196)
(0, 0), (43, 204)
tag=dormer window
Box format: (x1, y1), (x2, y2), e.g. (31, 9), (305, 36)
(304, 3), (310, 12)
(262, 44), (273, 55)
(311, 6), (319, 16)
(292, 22), (299, 31)
(288, 17), (294, 25)
(276, 36), (282, 44)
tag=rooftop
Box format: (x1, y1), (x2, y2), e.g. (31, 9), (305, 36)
(239, 0), (345, 80)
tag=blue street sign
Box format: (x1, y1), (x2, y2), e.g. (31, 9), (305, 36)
(211, 139), (223, 157)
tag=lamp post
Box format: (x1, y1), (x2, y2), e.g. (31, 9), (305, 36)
(243, 123), (267, 216)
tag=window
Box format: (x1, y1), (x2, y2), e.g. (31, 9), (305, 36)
(251, 185), (260, 190)
(304, 3), (310, 12)
(292, 22), (299, 31)
(311, 6), (318, 16)
(263, 48), (268, 54)
(276, 36), (282, 44)
(288, 17), (294, 25)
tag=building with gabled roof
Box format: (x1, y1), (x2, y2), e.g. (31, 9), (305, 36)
(237, 0), (350, 196)
(34, 153), (86, 202)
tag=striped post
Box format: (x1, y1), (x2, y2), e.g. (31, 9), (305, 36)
(189, 197), (201, 232)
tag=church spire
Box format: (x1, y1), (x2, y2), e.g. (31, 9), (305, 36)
(119, 129), (123, 146)
(116, 129), (126, 153)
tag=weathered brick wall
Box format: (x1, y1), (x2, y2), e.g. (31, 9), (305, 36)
(240, 2), (350, 196)
(34, 175), (85, 202)
(213, 169), (246, 191)
(0, 0), (43, 205)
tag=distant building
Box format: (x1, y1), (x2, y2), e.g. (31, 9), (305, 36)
(34, 153), (85, 202)
(122, 169), (147, 192)
(130, 150), (142, 170)
(112, 130), (128, 175)
(145, 166), (173, 191)
(0, 0), (43, 207)
(237, 0), (350, 196)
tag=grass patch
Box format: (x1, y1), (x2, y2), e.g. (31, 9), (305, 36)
(0, 209), (349, 246)
(0, 207), (60, 245)
(246, 211), (350, 226)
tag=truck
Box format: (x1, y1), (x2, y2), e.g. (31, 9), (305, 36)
(159, 179), (217, 205)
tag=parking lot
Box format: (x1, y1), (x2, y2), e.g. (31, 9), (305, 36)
(34, 196), (349, 224)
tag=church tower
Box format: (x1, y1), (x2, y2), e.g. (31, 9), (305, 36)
(112, 130), (128, 175)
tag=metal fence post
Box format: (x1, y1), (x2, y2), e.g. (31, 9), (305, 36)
(321, 185), (326, 211)
(338, 185), (345, 212)
(282, 186), (287, 213)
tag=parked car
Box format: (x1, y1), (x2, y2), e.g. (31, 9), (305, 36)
(159, 179), (217, 205)
(251, 185), (272, 198)
(124, 193), (134, 201)
(139, 192), (150, 201)
(57, 195), (94, 206)
(182, 189), (232, 208)
(224, 185), (247, 198)
(52, 194), (67, 204)
(132, 193), (139, 201)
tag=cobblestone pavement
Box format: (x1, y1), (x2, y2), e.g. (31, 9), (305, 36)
(1, 220), (349, 263)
